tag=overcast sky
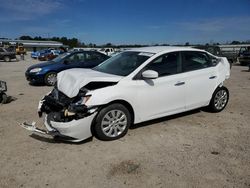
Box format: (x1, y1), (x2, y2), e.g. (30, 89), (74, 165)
(0, 0), (250, 44)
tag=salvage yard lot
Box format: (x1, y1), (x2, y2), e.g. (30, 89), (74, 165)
(0, 55), (250, 188)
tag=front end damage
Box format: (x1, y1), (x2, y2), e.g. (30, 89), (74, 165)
(20, 86), (98, 142)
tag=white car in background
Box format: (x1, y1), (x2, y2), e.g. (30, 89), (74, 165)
(98, 48), (115, 56)
(21, 46), (230, 142)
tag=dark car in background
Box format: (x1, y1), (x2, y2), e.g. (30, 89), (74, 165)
(0, 47), (16, 62)
(238, 46), (250, 66)
(25, 51), (109, 86)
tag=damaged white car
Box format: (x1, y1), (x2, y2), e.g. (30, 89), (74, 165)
(21, 46), (230, 142)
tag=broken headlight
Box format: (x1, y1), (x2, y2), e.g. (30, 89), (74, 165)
(67, 95), (91, 112)
(82, 95), (91, 104)
(0, 80), (7, 92)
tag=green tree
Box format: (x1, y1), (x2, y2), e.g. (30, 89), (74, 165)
(231, 41), (241, 45)
(19, 35), (33, 40)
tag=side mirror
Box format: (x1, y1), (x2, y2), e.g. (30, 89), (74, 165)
(142, 70), (158, 79)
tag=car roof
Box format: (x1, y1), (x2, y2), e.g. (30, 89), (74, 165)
(128, 46), (205, 54)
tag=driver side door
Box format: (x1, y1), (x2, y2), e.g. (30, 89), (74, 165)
(134, 52), (186, 122)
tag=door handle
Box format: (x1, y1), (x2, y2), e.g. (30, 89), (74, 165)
(209, 76), (217, 79)
(175, 81), (185, 86)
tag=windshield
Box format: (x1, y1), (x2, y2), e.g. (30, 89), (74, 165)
(93, 51), (154, 76)
(52, 52), (71, 63)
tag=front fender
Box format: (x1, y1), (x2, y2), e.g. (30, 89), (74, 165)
(85, 85), (140, 122)
(86, 85), (133, 107)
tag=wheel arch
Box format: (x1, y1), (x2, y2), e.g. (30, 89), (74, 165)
(94, 99), (135, 124)
(106, 99), (135, 124)
(208, 85), (229, 112)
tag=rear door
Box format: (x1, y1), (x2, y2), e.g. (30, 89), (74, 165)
(180, 51), (218, 110)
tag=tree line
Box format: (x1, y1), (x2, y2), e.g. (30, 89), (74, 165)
(18, 35), (79, 48)
(17, 36), (250, 48)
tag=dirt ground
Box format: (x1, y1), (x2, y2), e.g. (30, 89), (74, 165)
(0, 54), (250, 188)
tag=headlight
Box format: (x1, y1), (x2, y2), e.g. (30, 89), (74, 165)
(73, 95), (91, 105)
(82, 95), (91, 104)
(30, 68), (42, 73)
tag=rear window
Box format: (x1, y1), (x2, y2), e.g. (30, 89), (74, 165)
(182, 51), (212, 72)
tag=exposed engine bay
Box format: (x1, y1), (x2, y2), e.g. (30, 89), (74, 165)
(40, 86), (91, 122)
(40, 81), (117, 123)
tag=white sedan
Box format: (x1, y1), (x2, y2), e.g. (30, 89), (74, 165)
(21, 46), (230, 142)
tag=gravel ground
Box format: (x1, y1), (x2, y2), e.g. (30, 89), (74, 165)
(0, 54), (250, 188)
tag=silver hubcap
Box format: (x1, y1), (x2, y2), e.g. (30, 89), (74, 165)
(47, 73), (57, 85)
(214, 90), (228, 110)
(101, 110), (127, 138)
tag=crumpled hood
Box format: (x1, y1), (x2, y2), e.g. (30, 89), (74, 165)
(57, 68), (123, 98)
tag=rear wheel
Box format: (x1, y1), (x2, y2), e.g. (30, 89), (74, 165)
(44, 72), (57, 86)
(208, 86), (229, 112)
(94, 103), (131, 141)
(4, 56), (11, 62)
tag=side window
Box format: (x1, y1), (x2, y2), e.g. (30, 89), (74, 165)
(66, 53), (85, 63)
(146, 52), (180, 77)
(182, 51), (211, 72)
(85, 52), (105, 62)
(239, 47), (246, 53)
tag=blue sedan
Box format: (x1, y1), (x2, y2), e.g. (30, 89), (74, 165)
(25, 51), (109, 86)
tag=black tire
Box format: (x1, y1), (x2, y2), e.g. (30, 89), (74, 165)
(4, 56), (11, 62)
(94, 103), (131, 141)
(228, 60), (233, 69)
(208, 86), (229, 112)
(44, 72), (57, 86)
(0, 93), (8, 104)
(240, 61), (248, 66)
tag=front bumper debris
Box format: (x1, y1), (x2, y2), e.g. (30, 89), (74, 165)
(19, 121), (56, 138)
(19, 111), (97, 142)
(45, 112), (97, 141)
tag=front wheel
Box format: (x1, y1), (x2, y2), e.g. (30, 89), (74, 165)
(208, 86), (229, 112)
(94, 103), (131, 141)
(44, 72), (57, 86)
